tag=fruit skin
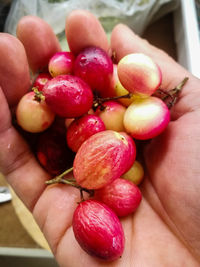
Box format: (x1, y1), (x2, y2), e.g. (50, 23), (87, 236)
(0, 33), (31, 106)
(66, 114), (105, 152)
(94, 178), (142, 217)
(72, 199), (125, 261)
(122, 160), (144, 185)
(73, 130), (136, 189)
(33, 73), (52, 91)
(123, 96), (170, 140)
(16, 91), (55, 133)
(43, 74), (93, 118)
(48, 51), (75, 77)
(37, 121), (75, 175)
(117, 53), (162, 97)
(74, 46), (113, 95)
(95, 101), (126, 132)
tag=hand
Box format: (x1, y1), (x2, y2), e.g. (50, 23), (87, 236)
(0, 10), (200, 267)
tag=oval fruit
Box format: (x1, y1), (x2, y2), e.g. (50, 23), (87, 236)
(43, 75), (93, 118)
(95, 178), (142, 217)
(118, 53), (162, 97)
(73, 130), (136, 189)
(72, 199), (125, 261)
(123, 96), (170, 140)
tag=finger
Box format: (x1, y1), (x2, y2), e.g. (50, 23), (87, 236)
(111, 24), (194, 91)
(17, 15), (61, 74)
(0, 86), (49, 210)
(65, 10), (109, 55)
(0, 33), (31, 107)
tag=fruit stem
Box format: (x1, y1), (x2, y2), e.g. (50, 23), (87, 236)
(93, 93), (132, 110)
(45, 169), (94, 200)
(45, 167), (74, 185)
(155, 77), (189, 108)
(32, 87), (45, 102)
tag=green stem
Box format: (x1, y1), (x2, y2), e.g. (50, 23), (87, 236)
(32, 87), (45, 102)
(45, 167), (74, 185)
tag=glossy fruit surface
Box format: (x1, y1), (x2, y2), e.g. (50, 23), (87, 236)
(73, 130), (136, 189)
(94, 178), (142, 217)
(74, 46), (113, 95)
(33, 73), (52, 91)
(43, 74), (93, 118)
(118, 53), (162, 97)
(72, 199), (125, 261)
(48, 51), (74, 77)
(66, 114), (105, 152)
(123, 96), (170, 140)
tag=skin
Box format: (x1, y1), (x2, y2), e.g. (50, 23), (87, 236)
(0, 10), (200, 267)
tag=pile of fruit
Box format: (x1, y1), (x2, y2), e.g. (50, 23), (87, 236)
(15, 34), (186, 260)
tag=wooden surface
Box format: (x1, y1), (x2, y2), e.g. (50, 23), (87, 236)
(0, 12), (177, 249)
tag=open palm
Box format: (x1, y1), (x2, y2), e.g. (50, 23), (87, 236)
(0, 10), (200, 267)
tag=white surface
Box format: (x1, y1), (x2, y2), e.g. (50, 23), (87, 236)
(174, 0), (200, 78)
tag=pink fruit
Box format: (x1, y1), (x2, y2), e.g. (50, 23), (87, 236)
(95, 100), (126, 132)
(72, 199), (125, 261)
(43, 74), (93, 118)
(66, 114), (105, 152)
(123, 96), (170, 140)
(117, 53), (162, 97)
(74, 46), (113, 95)
(119, 132), (137, 172)
(94, 178), (142, 217)
(73, 130), (136, 189)
(33, 73), (52, 91)
(48, 51), (74, 77)
(16, 91), (55, 133)
(122, 160), (144, 185)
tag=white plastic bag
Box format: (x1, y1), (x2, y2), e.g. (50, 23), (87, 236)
(4, 0), (179, 38)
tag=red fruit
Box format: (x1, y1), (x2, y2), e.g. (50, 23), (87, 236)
(37, 124), (75, 175)
(73, 130), (136, 189)
(119, 132), (137, 172)
(43, 74), (93, 118)
(72, 199), (125, 261)
(33, 73), (52, 91)
(66, 114), (105, 152)
(74, 46), (113, 95)
(95, 178), (142, 217)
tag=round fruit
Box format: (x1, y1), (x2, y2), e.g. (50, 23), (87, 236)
(16, 91), (55, 133)
(43, 74), (93, 118)
(66, 114), (105, 152)
(117, 53), (162, 97)
(48, 51), (74, 77)
(72, 199), (125, 261)
(74, 46), (113, 95)
(95, 100), (126, 132)
(33, 73), (52, 91)
(123, 96), (170, 140)
(94, 178), (142, 217)
(122, 160), (144, 185)
(73, 130), (136, 189)
(37, 123), (75, 175)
